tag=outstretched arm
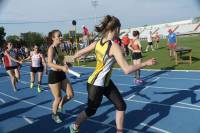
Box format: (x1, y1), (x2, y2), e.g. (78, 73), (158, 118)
(110, 43), (156, 74)
(23, 55), (31, 61)
(5, 51), (22, 64)
(74, 41), (96, 59)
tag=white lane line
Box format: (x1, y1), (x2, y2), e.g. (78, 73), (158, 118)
(148, 86), (200, 93)
(125, 77), (160, 101)
(74, 66), (200, 72)
(117, 84), (200, 93)
(178, 102), (200, 108)
(22, 116), (34, 124)
(0, 98), (6, 103)
(160, 77), (200, 81)
(0, 91), (136, 133)
(73, 100), (84, 104)
(152, 77), (160, 82)
(140, 123), (171, 133)
(126, 86), (150, 100)
(127, 99), (200, 111)
(18, 79), (200, 111)
(20, 69), (200, 81)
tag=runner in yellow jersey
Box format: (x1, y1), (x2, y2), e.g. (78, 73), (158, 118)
(69, 15), (156, 133)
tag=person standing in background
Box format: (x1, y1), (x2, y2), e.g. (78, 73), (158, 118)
(154, 32), (160, 49)
(122, 34), (130, 56)
(145, 31), (154, 52)
(167, 29), (177, 57)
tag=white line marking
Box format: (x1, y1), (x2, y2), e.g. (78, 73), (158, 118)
(20, 68), (200, 81)
(140, 123), (171, 133)
(17, 78), (200, 111)
(178, 102), (200, 108)
(74, 66), (200, 72)
(22, 116), (34, 124)
(0, 91), (136, 133)
(148, 86), (200, 93)
(127, 99), (200, 111)
(73, 100), (84, 104)
(126, 86), (150, 100)
(152, 77), (160, 82)
(160, 77), (200, 81)
(0, 98), (6, 103)
(125, 77), (159, 101)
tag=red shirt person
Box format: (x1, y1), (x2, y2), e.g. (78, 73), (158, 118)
(82, 25), (89, 36)
(122, 34), (130, 56)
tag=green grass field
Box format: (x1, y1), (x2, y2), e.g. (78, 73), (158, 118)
(78, 34), (200, 70)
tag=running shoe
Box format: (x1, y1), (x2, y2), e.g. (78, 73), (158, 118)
(138, 79), (144, 84)
(52, 113), (62, 123)
(13, 88), (18, 92)
(37, 85), (42, 93)
(134, 79), (144, 85)
(30, 82), (34, 89)
(69, 124), (79, 133)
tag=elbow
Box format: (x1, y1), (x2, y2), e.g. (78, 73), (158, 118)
(123, 69), (130, 75)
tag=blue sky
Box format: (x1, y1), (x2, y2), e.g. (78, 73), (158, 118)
(0, 0), (200, 36)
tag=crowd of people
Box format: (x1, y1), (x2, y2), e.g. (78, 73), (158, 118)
(0, 14), (180, 133)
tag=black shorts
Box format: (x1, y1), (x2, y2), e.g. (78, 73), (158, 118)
(48, 70), (66, 84)
(31, 67), (44, 73)
(148, 42), (153, 45)
(156, 41), (160, 43)
(5, 66), (18, 71)
(132, 52), (142, 60)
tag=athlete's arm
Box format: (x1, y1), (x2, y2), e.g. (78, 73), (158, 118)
(73, 41), (96, 59)
(128, 41), (133, 51)
(5, 51), (22, 64)
(23, 55), (31, 61)
(110, 43), (156, 74)
(40, 53), (47, 73)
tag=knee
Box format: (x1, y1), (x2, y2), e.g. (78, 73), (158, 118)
(116, 101), (127, 111)
(54, 97), (62, 104)
(85, 107), (98, 117)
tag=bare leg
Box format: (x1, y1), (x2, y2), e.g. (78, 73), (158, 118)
(58, 78), (74, 108)
(7, 70), (17, 91)
(116, 110), (125, 133)
(30, 72), (35, 83)
(49, 83), (62, 114)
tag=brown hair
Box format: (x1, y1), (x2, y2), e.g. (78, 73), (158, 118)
(132, 30), (140, 37)
(95, 15), (121, 36)
(47, 29), (62, 45)
(3, 41), (12, 51)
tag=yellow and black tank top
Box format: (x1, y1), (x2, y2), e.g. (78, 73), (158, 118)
(88, 39), (115, 87)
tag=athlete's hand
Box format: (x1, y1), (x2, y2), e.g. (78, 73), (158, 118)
(61, 66), (68, 73)
(19, 60), (23, 64)
(144, 58), (156, 66)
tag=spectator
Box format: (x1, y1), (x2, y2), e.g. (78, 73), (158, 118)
(145, 31), (154, 52)
(167, 29), (177, 57)
(122, 34), (130, 56)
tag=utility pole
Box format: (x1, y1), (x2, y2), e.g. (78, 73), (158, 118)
(91, 0), (98, 26)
